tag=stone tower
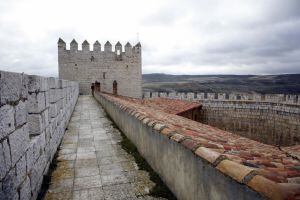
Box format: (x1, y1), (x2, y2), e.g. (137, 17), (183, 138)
(58, 38), (142, 98)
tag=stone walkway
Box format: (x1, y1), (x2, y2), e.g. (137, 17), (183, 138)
(44, 96), (165, 200)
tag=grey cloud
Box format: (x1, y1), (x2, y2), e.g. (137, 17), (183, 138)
(0, 0), (300, 76)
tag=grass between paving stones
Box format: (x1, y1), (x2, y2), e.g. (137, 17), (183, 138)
(118, 131), (177, 200)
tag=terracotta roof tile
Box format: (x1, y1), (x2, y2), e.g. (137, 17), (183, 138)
(98, 93), (300, 199)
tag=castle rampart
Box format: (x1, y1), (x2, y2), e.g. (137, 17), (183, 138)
(58, 38), (142, 98)
(0, 70), (79, 199)
(94, 91), (300, 200)
(143, 92), (300, 146)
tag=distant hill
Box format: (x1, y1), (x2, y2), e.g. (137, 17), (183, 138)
(142, 74), (300, 94)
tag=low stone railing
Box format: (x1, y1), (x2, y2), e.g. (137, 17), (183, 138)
(0, 70), (79, 199)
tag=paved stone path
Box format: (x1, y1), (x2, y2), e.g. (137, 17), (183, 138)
(44, 96), (165, 200)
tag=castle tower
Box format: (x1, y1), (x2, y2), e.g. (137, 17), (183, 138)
(58, 39), (142, 98)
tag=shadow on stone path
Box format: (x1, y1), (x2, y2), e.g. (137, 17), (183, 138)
(44, 95), (166, 200)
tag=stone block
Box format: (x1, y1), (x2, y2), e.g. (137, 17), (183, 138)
(19, 176), (31, 200)
(25, 144), (35, 174)
(57, 99), (63, 110)
(49, 103), (58, 118)
(45, 91), (50, 108)
(59, 79), (68, 88)
(49, 89), (57, 103)
(0, 139), (11, 179)
(45, 127), (50, 143)
(27, 92), (46, 113)
(29, 167), (38, 195)
(30, 154), (46, 191)
(42, 109), (49, 128)
(20, 73), (28, 100)
(15, 100), (27, 127)
(57, 89), (63, 100)
(2, 168), (18, 200)
(28, 113), (44, 135)
(16, 154), (26, 186)
(0, 71), (22, 105)
(48, 77), (58, 89)
(28, 75), (49, 93)
(8, 124), (30, 165)
(30, 135), (43, 163)
(0, 104), (15, 140)
(37, 131), (46, 155)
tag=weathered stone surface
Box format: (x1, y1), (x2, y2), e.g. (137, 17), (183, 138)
(45, 91), (50, 108)
(16, 154), (27, 186)
(0, 104), (15, 140)
(0, 70), (79, 200)
(48, 77), (58, 89)
(49, 103), (58, 118)
(28, 113), (43, 135)
(50, 89), (57, 103)
(28, 75), (49, 92)
(42, 109), (50, 128)
(20, 74), (28, 100)
(8, 124), (30, 165)
(25, 143), (35, 173)
(2, 168), (18, 200)
(15, 100), (27, 127)
(44, 96), (161, 199)
(0, 139), (11, 179)
(0, 71), (22, 104)
(27, 92), (46, 113)
(19, 176), (31, 200)
(73, 187), (105, 200)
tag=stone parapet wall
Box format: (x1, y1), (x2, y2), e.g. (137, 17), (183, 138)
(0, 70), (79, 200)
(143, 92), (300, 105)
(94, 92), (300, 200)
(144, 92), (300, 146)
(95, 93), (260, 199)
(199, 100), (300, 146)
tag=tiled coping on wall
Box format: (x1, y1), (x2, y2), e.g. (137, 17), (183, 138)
(95, 91), (300, 200)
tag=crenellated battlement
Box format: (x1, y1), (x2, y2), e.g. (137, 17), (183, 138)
(58, 38), (141, 54)
(143, 91), (300, 105)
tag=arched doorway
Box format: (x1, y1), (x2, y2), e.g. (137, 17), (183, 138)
(113, 80), (117, 95)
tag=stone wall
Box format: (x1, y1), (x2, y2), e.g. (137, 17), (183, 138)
(94, 92), (267, 200)
(58, 39), (142, 98)
(0, 70), (79, 200)
(199, 100), (300, 146)
(143, 91), (300, 105)
(144, 92), (300, 146)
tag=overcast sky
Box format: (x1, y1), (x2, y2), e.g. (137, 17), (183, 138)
(0, 0), (300, 76)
